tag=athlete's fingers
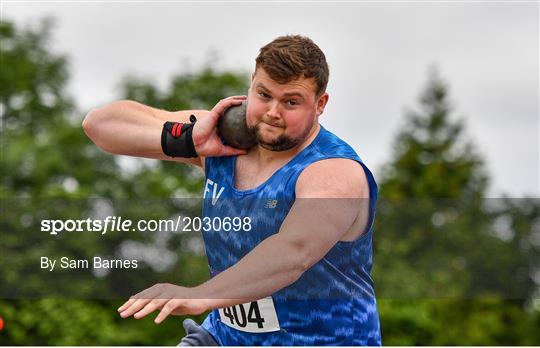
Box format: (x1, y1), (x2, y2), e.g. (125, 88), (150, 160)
(210, 97), (246, 120)
(119, 298), (153, 318)
(216, 96), (244, 108)
(134, 298), (168, 319)
(154, 299), (182, 324)
(118, 286), (154, 312)
(118, 297), (138, 312)
(120, 283), (174, 317)
(226, 95), (247, 100)
(218, 98), (245, 112)
(220, 145), (248, 156)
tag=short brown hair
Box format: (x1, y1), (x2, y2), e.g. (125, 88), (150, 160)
(255, 35), (329, 97)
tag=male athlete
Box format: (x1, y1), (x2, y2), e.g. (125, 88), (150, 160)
(83, 35), (381, 345)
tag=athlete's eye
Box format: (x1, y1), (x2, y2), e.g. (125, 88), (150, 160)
(258, 92), (271, 99)
(286, 100), (298, 106)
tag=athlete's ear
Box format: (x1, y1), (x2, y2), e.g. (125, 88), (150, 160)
(248, 73), (255, 96)
(316, 93), (329, 117)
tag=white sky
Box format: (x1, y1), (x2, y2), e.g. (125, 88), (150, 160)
(2, 1), (538, 198)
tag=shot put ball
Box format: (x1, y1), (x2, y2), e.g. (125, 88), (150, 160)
(218, 100), (257, 149)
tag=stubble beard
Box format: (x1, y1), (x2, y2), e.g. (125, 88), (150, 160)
(249, 121), (314, 152)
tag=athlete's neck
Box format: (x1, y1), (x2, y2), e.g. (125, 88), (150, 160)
(248, 123), (321, 165)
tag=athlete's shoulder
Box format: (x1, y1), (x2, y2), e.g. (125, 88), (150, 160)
(295, 158), (369, 199)
(295, 127), (370, 198)
(311, 126), (358, 157)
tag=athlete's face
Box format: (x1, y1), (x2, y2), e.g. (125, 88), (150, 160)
(246, 68), (329, 152)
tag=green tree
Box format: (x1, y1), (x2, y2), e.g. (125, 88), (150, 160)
(379, 68), (488, 200)
(374, 68), (540, 345)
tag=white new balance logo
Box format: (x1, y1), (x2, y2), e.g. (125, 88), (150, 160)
(265, 200), (278, 208)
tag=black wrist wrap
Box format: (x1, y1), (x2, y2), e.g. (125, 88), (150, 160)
(161, 114), (198, 158)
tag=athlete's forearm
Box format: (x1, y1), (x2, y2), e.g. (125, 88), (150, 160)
(83, 100), (166, 155)
(195, 233), (308, 309)
(83, 100), (207, 158)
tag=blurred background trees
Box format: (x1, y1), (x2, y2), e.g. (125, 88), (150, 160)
(1, 18), (538, 345)
(373, 68), (540, 345)
(0, 18), (248, 344)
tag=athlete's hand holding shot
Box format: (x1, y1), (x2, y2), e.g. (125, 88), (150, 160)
(84, 35), (381, 346)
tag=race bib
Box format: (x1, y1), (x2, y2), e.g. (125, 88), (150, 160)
(218, 297), (280, 333)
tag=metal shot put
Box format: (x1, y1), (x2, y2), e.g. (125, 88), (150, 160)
(83, 35), (381, 346)
(218, 100), (257, 150)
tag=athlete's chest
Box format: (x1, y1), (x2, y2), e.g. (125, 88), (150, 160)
(234, 156), (287, 191)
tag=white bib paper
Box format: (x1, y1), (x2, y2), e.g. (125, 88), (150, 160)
(218, 296), (280, 333)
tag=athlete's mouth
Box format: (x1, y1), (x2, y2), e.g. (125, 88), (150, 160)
(262, 121), (283, 128)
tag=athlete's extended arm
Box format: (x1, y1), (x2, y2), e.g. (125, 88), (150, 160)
(196, 159), (369, 307)
(117, 159), (370, 323)
(82, 96), (248, 168)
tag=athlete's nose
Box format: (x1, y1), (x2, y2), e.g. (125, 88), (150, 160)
(266, 100), (282, 121)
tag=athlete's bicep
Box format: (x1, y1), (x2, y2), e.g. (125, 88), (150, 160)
(276, 159), (368, 270)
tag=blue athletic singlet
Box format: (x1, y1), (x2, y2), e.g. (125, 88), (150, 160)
(200, 125), (381, 346)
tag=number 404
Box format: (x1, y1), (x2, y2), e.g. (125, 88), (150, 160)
(222, 301), (265, 328)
